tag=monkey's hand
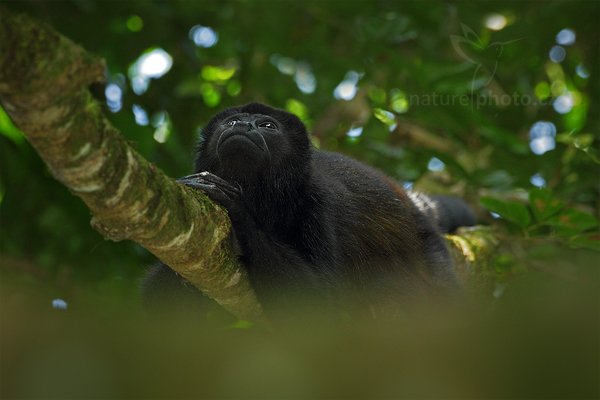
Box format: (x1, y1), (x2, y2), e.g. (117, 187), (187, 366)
(177, 172), (245, 220)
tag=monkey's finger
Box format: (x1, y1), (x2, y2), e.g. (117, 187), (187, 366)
(178, 172), (240, 199)
(195, 171), (239, 193)
(182, 181), (234, 209)
(204, 187), (236, 210)
(178, 179), (214, 191)
(177, 172), (233, 189)
(176, 173), (207, 185)
(177, 177), (208, 190)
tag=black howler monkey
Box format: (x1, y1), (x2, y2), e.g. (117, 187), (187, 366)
(143, 103), (475, 319)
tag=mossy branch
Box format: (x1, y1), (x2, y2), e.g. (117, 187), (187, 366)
(0, 7), (265, 322)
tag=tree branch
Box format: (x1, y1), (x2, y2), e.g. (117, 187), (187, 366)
(0, 7), (265, 322)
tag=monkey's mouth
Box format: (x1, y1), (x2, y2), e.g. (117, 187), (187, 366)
(217, 130), (266, 153)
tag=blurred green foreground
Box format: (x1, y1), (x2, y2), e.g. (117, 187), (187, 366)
(1, 249), (598, 398)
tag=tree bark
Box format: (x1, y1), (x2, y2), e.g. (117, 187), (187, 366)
(0, 7), (265, 322)
(0, 7), (496, 322)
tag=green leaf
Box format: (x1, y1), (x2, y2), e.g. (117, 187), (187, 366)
(373, 108), (396, 127)
(563, 95), (588, 133)
(569, 234), (600, 252)
(477, 126), (529, 154)
(546, 208), (599, 236)
(529, 188), (563, 222)
(201, 65), (236, 83)
(368, 86), (386, 105)
(0, 105), (25, 145)
(285, 99), (310, 123)
(480, 197), (531, 229)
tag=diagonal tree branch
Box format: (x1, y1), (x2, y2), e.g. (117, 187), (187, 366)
(0, 7), (265, 322)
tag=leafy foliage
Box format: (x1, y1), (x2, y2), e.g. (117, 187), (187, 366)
(0, 0), (598, 303)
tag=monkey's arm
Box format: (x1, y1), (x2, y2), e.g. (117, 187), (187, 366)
(178, 172), (328, 310)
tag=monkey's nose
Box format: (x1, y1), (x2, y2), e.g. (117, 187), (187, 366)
(235, 121), (252, 131)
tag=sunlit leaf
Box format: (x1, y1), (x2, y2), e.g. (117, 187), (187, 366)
(0, 105), (24, 144)
(368, 87), (386, 105)
(563, 95), (587, 133)
(389, 89), (409, 114)
(373, 108), (396, 127)
(200, 83), (221, 107)
(480, 197), (531, 228)
(227, 80), (242, 96)
(285, 99), (310, 123)
(201, 65), (236, 83)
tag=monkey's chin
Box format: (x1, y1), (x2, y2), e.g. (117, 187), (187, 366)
(217, 138), (269, 176)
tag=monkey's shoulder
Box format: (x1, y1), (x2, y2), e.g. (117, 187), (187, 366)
(309, 149), (410, 204)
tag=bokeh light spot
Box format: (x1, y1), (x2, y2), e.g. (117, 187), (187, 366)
(534, 82), (550, 100)
(227, 80), (242, 97)
(576, 65), (590, 79)
(555, 28), (576, 46)
(270, 55), (296, 75)
(129, 48), (173, 95)
(373, 108), (396, 128)
(52, 298), (68, 310)
(105, 83), (122, 112)
(189, 25), (218, 48)
(530, 173), (546, 188)
(126, 15), (143, 32)
(137, 49), (173, 78)
(549, 46), (566, 63)
(346, 126), (363, 138)
(285, 99), (310, 122)
(153, 114), (171, 143)
(529, 121), (556, 155)
(427, 157), (445, 172)
(390, 89), (409, 113)
(294, 62), (316, 94)
(484, 13), (507, 31)
(553, 93), (574, 114)
(334, 71), (361, 101)
(132, 104), (149, 126)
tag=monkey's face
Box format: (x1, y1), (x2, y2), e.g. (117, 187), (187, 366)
(215, 113), (280, 165)
(197, 103), (310, 183)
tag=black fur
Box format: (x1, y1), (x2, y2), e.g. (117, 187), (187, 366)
(143, 103), (476, 319)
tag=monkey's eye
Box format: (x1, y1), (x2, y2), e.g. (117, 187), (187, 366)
(259, 122), (277, 130)
(226, 119), (240, 126)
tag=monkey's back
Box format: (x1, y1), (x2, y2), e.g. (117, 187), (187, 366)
(308, 150), (455, 292)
